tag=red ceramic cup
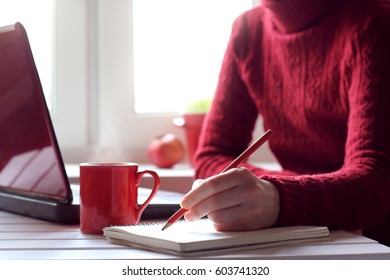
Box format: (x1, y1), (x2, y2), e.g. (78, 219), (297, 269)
(79, 162), (160, 234)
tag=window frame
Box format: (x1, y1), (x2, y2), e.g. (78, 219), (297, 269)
(53, 0), (272, 164)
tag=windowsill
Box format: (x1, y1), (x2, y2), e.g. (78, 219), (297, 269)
(65, 162), (281, 194)
(65, 163), (194, 194)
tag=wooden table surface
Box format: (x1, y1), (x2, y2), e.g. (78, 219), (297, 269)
(1, 210), (390, 260)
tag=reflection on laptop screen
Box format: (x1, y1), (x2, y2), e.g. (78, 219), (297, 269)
(0, 23), (71, 203)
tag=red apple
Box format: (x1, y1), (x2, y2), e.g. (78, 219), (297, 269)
(148, 133), (185, 168)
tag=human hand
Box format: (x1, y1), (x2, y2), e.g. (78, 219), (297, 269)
(180, 168), (280, 231)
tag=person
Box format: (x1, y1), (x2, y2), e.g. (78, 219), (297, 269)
(180, 0), (390, 246)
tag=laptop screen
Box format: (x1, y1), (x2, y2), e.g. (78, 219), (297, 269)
(0, 23), (71, 203)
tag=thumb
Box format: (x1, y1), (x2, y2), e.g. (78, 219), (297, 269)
(191, 179), (204, 190)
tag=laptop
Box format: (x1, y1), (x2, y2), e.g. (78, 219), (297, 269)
(0, 22), (181, 224)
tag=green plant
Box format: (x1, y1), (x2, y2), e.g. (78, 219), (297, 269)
(184, 97), (212, 114)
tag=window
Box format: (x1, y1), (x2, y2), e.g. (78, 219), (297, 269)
(2, 0), (271, 164)
(81, 0), (268, 164)
(0, 0), (91, 160)
(133, 0), (254, 113)
(0, 0), (53, 108)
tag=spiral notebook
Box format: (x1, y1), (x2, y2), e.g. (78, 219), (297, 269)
(103, 219), (330, 257)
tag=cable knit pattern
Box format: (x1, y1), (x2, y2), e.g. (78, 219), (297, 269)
(194, 0), (390, 244)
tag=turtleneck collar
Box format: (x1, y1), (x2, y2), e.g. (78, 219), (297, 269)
(261, 0), (339, 33)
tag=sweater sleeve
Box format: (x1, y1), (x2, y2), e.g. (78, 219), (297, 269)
(194, 10), (297, 178)
(195, 10), (390, 232)
(193, 14), (259, 176)
(262, 16), (390, 231)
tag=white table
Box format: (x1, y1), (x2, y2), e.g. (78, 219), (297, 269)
(1, 210), (390, 260)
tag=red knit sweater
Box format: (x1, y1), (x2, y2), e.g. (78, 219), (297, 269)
(194, 0), (390, 244)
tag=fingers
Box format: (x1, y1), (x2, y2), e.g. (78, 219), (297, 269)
(180, 168), (280, 231)
(181, 168), (262, 221)
(184, 185), (247, 221)
(181, 168), (252, 209)
(208, 189), (278, 231)
(209, 204), (261, 231)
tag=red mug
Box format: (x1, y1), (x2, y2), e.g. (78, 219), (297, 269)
(79, 162), (160, 234)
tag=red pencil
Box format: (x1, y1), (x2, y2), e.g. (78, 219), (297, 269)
(161, 129), (273, 231)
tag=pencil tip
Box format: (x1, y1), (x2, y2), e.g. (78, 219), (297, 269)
(161, 222), (172, 231)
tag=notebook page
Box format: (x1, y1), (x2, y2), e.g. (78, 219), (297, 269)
(103, 220), (330, 254)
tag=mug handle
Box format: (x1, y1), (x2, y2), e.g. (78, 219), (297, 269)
(135, 170), (160, 221)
